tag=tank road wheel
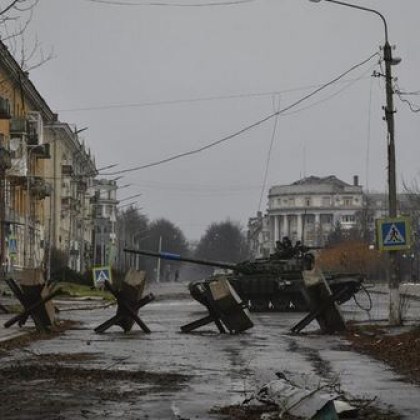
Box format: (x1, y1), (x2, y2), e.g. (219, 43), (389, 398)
(250, 298), (270, 312)
(271, 297), (291, 312)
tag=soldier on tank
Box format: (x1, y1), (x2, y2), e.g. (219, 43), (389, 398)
(275, 236), (295, 258)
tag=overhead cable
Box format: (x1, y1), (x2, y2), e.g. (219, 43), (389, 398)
(84, 0), (255, 7)
(395, 85), (420, 113)
(258, 94), (280, 212)
(101, 51), (380, 176)
(58, 77), (372, 113)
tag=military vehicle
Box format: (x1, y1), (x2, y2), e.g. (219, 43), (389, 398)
(124, 243), (364, 312)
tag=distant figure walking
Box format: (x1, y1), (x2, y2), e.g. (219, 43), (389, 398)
(174, 269), (179, 282)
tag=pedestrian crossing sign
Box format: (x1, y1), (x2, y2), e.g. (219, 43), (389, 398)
(93, 266), (112, 286)
(376, 217), (411, 251)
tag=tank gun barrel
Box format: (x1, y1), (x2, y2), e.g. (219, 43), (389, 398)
(124, 248), (238, 271)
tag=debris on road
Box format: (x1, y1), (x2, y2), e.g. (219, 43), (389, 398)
(246, 371), (356, 419)
(212, 371), (401, 419)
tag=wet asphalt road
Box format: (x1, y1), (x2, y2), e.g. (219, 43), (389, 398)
(2, 282), (420, 419)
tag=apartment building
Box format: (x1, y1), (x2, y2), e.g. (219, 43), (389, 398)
(0, 39), (98, 276)
(44, 122), (96, 273)
(0, 41), (57, 272)
(92, 179), (118, 267)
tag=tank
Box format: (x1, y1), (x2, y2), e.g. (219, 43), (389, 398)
(124, 242), (364, 312)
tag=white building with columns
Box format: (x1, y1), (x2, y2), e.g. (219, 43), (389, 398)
(266, 175), (363, 251)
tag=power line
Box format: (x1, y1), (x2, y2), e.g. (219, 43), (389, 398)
(101, 51), (380, 177)
(396, 89), (420, 96)
(281, 64), (377, 117)
(58, 77), (372, 113)
(0, 0), (20, 16)
(395, 85), (420, 113)
(258, 94), (280, 212)
(84, 0), (255, 7)
(130, 183), (260, 192)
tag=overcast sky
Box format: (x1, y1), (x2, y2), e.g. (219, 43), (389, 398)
(24, 0), (420, 241)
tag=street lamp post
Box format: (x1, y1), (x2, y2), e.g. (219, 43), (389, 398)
(309, 0), (401, 324)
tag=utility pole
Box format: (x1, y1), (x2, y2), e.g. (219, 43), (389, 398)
(383, 39), (400, 325)
(309, 0), (401, 326)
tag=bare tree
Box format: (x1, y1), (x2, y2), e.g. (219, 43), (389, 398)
(0, 0), (54, 71)
(140, 218), (190, 282)
(194, 220), (249, 277)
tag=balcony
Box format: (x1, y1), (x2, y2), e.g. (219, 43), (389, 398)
(32, 143), (50, 159)
(0, 97), (11, 119)
(27, 130), (39, 146)
(61, 196), (81, 212)
(61, 164), (73, 176)
(10, 118), (27, 135)
(30, 177), (52, 199)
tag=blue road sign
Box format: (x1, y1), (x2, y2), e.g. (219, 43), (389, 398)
(92, 266), (112, 285)
(376, 217), (411, 251)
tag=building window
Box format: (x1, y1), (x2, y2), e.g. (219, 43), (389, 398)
(342, 214), (355, 223)
(289, 197), (295, 206)
(322, 196), (331, 206)
(304, 214), (315, 225)
(305, 197), (311, 207)
(320, 214), (333, 224)
(343, 197), (353, 206)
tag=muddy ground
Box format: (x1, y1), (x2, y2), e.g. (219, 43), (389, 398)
(0, 357), (188, 420)
(345, 325), (420, 385)
(0, 284), (420, 419)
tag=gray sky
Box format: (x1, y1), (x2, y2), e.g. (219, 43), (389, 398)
(25, 0), (420, 241)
